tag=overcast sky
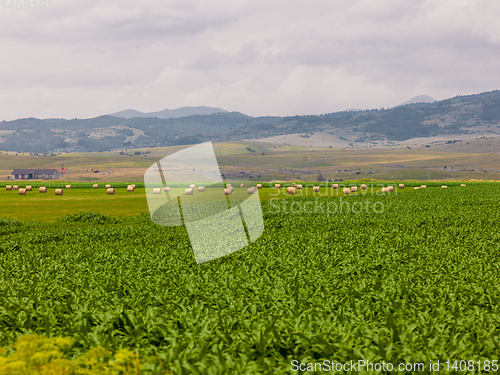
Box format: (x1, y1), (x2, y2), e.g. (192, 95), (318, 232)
(0, 0), (499, 120)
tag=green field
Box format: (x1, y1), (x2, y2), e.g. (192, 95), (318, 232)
(0, 180), (474, 222)
(1, 183), (500, 373)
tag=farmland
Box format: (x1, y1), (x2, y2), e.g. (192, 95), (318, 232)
(1, 183), (500, 373)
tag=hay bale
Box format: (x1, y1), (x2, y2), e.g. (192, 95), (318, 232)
(381, 187), (389, 193)
(13, 185), (19, 190)
(421, 185), (426, 188)
(286, 187), (296, 195)
(351, 186), (358, 193)
(274, 184), (281, 189)
(164, 186), (170, 192)
(224, 188), (232, 195)
(460, 184), (466, 187)
(26, 186), (32, 191)
(247, 187), (256, 194)
(107, 188), (115, 195)
(332, 184), (339, 189)
(313, 186), (320, 192)
(342, 187), (350, 195)
(127, 186), (134, 192)
(105, 184), (111, 189)
(93, 184), (99, 189)
(190, 184), (196, 189)
(441, 185), (447, 188)
(185, 188), (194, 195)
(256, 184), (263, 189)
(414, 187), (420, 190)
(65, 185), (71, 189)
(240, 184), (246, 188)
(198, 187), (205, 192)
(55, 189), (63, 195)
(131, 184), (136, 189)
(6, 185), (12, 190)
(388, 186), (394, 192)
(360, 184), (367, 190)
(18, 188), (26, 195)
(292, 183), (297, 188)
(297, 184), (303, 189)
(226, 184), (232, 187)
(153, 188), (161, 195)
(39, 187), (47, 193)
(398, 184), (404, 189)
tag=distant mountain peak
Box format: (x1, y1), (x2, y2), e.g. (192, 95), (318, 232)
(397, 95), (436, 107)
(111, 106), (228, 119)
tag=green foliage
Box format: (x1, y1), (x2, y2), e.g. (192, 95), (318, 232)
(0, 184), (500, 373)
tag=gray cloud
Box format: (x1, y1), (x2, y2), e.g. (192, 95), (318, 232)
(0, 0), (499, 120)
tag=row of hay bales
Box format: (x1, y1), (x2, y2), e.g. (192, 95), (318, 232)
(279, 183), (406, 195)
(5, 183), (136, 196)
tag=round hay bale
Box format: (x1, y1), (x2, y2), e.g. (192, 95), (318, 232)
(13, 185), (19, 190)
(185, 188), (194, 195)
(342, 187), (350, 195)
(226, 184), (232, 187)
(286, 187), (296, 195)
(441, 185), (447, 188)
(198, 186), (205, 192)
(105, 184), (111, 189)
(55, 189), (63, 195)
(398, 184), (404, 189)
(164, 186), (170, 192)
(388, 186), (394, 192)
(247, 187), (256, 194)
(256, 184), (263, 189)
(240, 184), (246, 188)
(274, 184), (281, 189)
(360, 184), (367, 190)
(107, 188), (115, 195)
(224, 188), (232, 195)
(460, 184), (466, 187)
(421, 185), (426, 188)
(6, 185), (12, 190)
(381, 187), (389, 193)
(313, 186), (320, 192)
(291, 183), (297, 188)
(25, 186), (32, 191)
(414, 187), (420, 190)
(18, 188), (26, 195)
(127, 186), (134, 192)
(39, 187), (47, 193)
(297, 184), (303, 189)
(351, 186), (358, 193)
(93, 184), (99, 189)
(65, 185), (71, 189)
(131, 184), (136, 189)
(332, 184), (339, 189)
(190, 184), (196, 189)
(153, 188), (161, 195)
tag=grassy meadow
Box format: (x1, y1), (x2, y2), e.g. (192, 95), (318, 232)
(1, 182), (500, 373)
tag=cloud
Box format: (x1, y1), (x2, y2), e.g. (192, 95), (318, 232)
(0, 0), (499, 120)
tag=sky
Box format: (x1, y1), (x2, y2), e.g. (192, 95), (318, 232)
(0, 0), (499, 120)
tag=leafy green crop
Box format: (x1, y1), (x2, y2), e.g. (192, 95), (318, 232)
(1, 184), (500, 373)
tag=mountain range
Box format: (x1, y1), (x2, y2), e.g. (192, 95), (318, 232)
(0, 91), (499, 153)
(111, 106), (227, 119)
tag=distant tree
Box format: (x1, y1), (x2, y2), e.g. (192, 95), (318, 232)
(317, 173), (324, 181)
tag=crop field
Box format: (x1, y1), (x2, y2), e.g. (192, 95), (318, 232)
(0, 180), (475, 222)
(1, 182), (500, 373)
